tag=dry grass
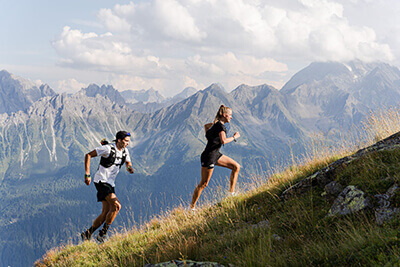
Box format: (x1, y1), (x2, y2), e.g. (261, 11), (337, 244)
(36, 107), (400, 266)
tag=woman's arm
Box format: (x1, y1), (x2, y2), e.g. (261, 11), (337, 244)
(219, 131), (240, 145)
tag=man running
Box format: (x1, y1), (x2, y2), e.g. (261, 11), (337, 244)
(81, 130), (134, 243)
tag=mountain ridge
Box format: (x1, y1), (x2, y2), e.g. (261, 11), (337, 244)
(2, 60), (400, 266)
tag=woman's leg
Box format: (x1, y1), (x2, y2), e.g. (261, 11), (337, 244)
(190, 167), (214, 208)
(217, 155), (241, 193)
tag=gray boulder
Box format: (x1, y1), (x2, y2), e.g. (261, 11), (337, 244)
(374, 184), (400, 225)
(328, 185), (371, 217)
(251, 220), (270, 229)
(324, 181), (344, 196)
(144, 260), (225, 267)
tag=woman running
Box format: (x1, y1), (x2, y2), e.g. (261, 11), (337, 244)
(190, 105), (241, 210)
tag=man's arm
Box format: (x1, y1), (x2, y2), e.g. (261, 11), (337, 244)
(125, 161), (134, 174)
(84, 150), (97, 185)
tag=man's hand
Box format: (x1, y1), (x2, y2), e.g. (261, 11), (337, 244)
(127, 166), (134, 174)
(84, 174), (91, 185)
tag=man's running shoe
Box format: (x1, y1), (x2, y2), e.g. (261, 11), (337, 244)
(96, 233), (108, 243)
(80, 229), (92, 241)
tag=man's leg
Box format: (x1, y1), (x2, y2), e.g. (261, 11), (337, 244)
(97, 193), (121, 241)
(81, 201), (110, 241)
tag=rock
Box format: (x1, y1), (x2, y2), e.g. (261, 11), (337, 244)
(281, 131), (400, 200)
(386, 183), (399, 197)
(327, 186), (371, 217)
(374, 183), (400, 225)
(272, 234), (282, 241)
(144, 260), (225, 267)
(248, 220), (281, 241)
(324, 181), (344, 196)
(251, 220), (270, 229)
(375, 206), (399, 225)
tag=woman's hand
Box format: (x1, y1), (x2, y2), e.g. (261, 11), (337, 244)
(233, 132), (240, 140)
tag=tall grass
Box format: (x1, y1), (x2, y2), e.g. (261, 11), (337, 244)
(36, 107), (400, 266)
(363, 107), (400, 143)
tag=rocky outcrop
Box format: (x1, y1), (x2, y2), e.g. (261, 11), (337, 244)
(144, 260), (226, 267)
(323, 181), (344, 196)
(0, 70), (56, 114)
(281, 131), (400, 200)
(327, 186), (371, 217)
(374, 184), (400, 225)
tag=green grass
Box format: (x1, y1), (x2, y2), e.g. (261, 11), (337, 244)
(36, 107), (400, 267)
(35, 148), (400, 266)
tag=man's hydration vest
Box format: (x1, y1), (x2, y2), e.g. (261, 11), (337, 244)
(99, 144), (127, 169)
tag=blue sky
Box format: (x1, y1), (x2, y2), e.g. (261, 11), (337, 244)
(1, 0), (399, 96)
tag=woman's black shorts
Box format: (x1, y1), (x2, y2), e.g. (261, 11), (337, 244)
(94, 182), (115, 202)
(201, 151), (223, 169)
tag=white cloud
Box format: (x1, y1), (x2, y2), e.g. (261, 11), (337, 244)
(52, 26), (172, 75)
(153, 0), (206, 42)
(54, 79), (87, 94)
(184, 53), (288, 90)
(51, 0), (395, 94)
(183, 76), (200, 89)
(211, 52), (288, 76)
(98, 8), (131, 32)
(107, 74), (167, 94)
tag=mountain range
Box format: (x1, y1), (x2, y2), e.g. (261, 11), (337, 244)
(1, 60), (400, 266)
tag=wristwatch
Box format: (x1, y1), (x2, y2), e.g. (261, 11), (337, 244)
(84, 174), (91, 178)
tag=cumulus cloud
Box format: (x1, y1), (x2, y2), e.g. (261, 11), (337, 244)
(98, 8), (131, 32)
(52, 26), (172, 75)
(54, 78), (87, 94)
(52, 0), (394, 94)
(153, 0), (206, 42)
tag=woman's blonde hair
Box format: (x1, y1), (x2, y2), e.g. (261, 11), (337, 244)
(214, 105), (231, 124)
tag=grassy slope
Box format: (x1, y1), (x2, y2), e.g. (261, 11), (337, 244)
(35, 146), (400, 266)
(36, 108), (400, 266)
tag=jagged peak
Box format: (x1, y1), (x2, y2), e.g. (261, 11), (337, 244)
(281, 61), (352, 93)
(171, 87), (197, 100)
(233, 83), (276, 92)
(203, 83), (225, 93)
(0, 69), (10, 76)
(81, 84), (125, 105)
(0, 71), (43, 91)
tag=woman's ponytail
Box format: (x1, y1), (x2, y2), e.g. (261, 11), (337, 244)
(213, 105), (230, 124)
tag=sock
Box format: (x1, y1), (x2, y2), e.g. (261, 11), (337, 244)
(99, 223), (110, 236)
(88, 226), (96, 234)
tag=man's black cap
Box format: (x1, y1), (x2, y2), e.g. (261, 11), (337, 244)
(114, 131), (131, 141)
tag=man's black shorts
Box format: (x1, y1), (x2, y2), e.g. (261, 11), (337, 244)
(201, 151), (223, 169)
(94, 182), (115, 202)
